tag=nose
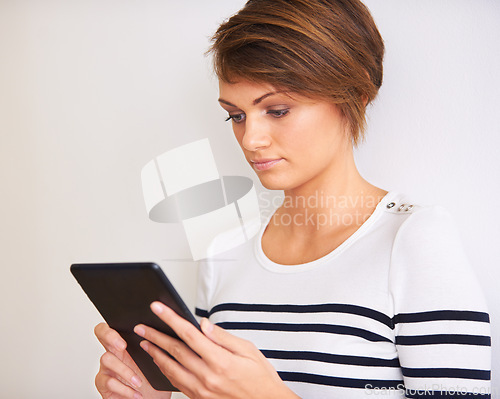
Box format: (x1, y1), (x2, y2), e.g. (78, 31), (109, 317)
(240, 115), (271, 152)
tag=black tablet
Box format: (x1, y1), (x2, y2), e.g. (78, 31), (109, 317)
(71, 262), (200, 392)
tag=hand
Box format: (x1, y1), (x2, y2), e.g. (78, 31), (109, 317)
(94, 323), (172, 399)
(134, 302), (301, 399)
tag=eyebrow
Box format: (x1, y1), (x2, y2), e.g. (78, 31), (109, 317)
(218, 91), (283, 107)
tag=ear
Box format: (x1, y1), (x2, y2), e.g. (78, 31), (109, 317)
(361, 94), (369, 107)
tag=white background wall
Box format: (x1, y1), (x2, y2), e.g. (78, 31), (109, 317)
(0, 1), (498, 398)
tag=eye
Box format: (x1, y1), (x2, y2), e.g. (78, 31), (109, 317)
(225, 113), (246, 123)
(267, 108), (289, 118)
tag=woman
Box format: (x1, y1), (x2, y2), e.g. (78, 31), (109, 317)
(94, 0), (491, 398)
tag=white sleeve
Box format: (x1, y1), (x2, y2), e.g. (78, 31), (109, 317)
(194, 258), (214, 322)
(389, 205), (491, 398)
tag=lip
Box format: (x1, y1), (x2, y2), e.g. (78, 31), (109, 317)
(250, 158), (283, 171)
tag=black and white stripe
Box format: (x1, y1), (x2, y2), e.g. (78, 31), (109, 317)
(201, 302), (393, 328)
(195, 303), (490, 396)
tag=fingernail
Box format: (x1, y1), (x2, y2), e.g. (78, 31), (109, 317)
(151, 302), (164, 314)
(134, 325), (146, 337)
(115, 340), (126, 351)
(133, 392), (143, 399)
(131, 375), (142, 388)
(140, 340), (150, 351)
(201, 318), (213, 334)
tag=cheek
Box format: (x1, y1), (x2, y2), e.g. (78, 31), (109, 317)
(275, 113), (310, 148)
(279, 114), (327, 154)
(282, 112), (346, 162)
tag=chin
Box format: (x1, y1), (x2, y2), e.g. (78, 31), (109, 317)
(256, 174), (299, 191)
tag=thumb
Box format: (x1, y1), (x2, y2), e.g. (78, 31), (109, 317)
(201, 318), (250, 355)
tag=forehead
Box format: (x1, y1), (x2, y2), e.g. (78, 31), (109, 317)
(218, 79), (278, 96)
(218, 79), (316, 107)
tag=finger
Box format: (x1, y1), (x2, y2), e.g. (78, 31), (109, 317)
(140, 340), (197, 394)
(95, 324), (147, 382)
(100, 351), (143, 389)
(134, 324), (209, 379)
(148, 302), (226, 362)
(200, 317), (257, 356)
(95, 323), (127, 354)
(96, 371), (143, 399)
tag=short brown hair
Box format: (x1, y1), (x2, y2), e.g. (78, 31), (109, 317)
(209, 0), (384, 145)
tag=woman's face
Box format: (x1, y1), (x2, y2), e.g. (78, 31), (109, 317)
(218, 79), (352, 192)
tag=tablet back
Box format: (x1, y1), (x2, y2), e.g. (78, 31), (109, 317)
(71, 262), (200, 392)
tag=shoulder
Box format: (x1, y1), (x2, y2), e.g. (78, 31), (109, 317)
(383, 193), (452, 223)
(383, 194), (487, 313)
(384, 193), (466, 270)
(380, 193), (460, 249)
(396, 205), (459, 248)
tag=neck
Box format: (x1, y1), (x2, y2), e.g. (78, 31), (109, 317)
(273, 150), (387, 236)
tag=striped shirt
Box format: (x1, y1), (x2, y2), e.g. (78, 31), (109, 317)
(195, 192), (491, 398)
